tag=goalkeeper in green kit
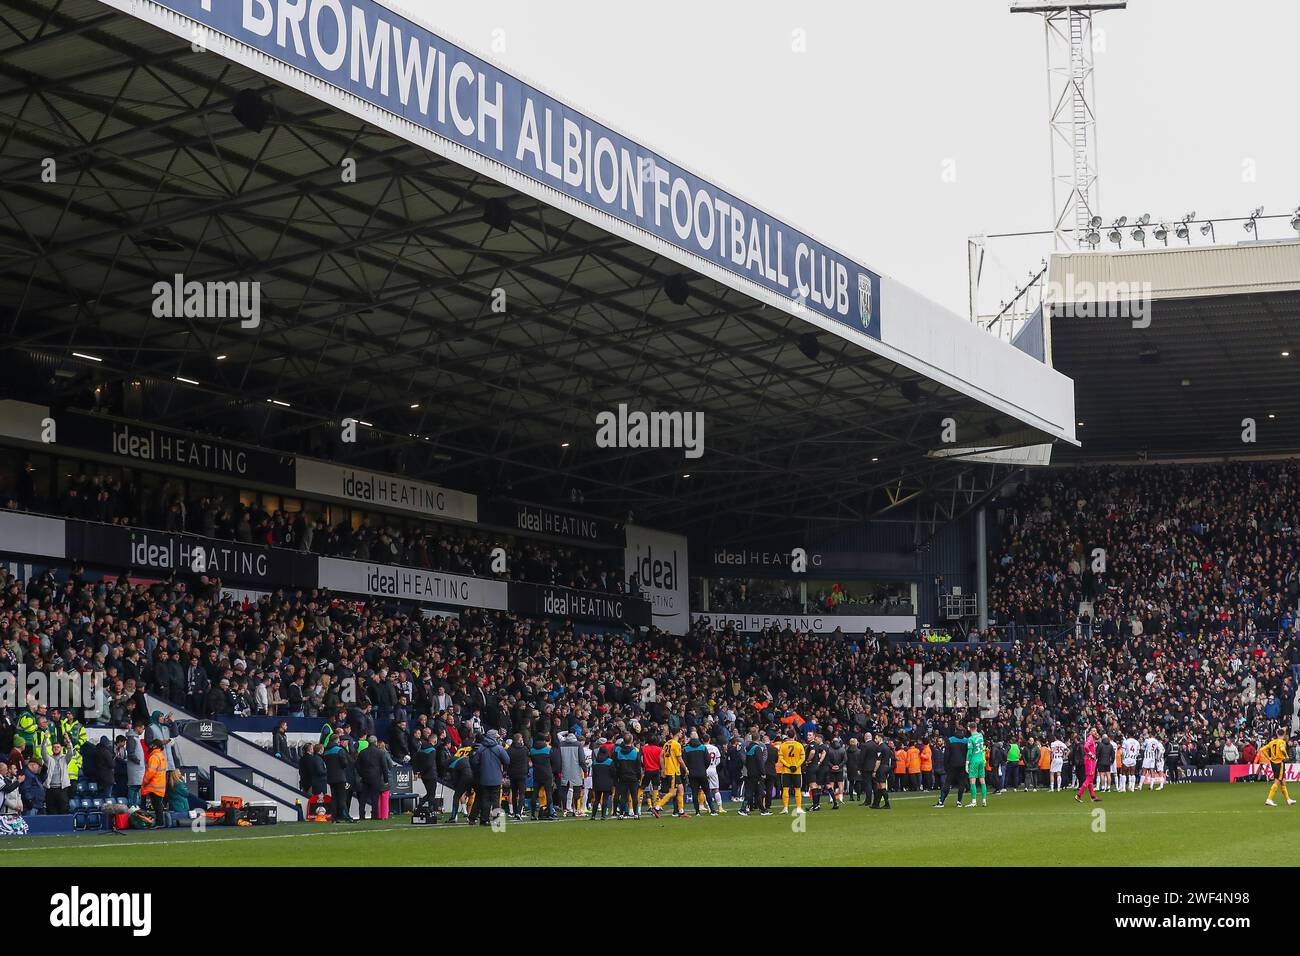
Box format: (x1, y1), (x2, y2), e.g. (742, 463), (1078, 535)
(965, 720), (988, 807)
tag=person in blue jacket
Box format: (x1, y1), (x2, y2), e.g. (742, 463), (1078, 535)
(18, 759), (45, 816)
(469, 730), (509, 827)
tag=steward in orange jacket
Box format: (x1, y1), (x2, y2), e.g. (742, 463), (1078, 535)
(141, 743), (167, 814)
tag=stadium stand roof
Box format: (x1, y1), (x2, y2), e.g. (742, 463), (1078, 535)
(0, 0), (1075, 540)
(1046, 241), (1300, 460)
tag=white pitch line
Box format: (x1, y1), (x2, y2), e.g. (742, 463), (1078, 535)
(0, 824), (412, 853)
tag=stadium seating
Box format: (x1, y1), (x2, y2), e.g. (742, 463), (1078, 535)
(2, 460), (1296, 817)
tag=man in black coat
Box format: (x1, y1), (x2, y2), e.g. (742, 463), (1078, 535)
(346, 703), (374, 740)
(86, 737), (116, 797)
(859, 734), (878, 806)
(506, 733), (529, 820)
(741, 734), (768, 815)
(355, 737), (386, 820)
(935, 725), (968, 808)
(388, 719), (412, 764)
(322, 743), (356, 822)
(301, 743), (328, 799)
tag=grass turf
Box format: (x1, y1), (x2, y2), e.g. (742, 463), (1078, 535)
(3, 783), (1298, 867)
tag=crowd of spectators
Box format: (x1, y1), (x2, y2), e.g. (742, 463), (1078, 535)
(2, 552), (1294, 795)
(0, 464), (621, 591)
(6, 459), (1300, 818)
(989, 461), (1300, 637)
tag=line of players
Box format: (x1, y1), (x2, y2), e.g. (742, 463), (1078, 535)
(475, 727), (891, 821)
(528, 726), (934, 819)
(445, 723), (1194, 823)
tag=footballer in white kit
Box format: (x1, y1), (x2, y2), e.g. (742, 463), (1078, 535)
(1140, 733), (1165, 790)
(1049, 738), (1068, 790)
(1120, 735), (1141, 791)
(705, 740), (724, 813)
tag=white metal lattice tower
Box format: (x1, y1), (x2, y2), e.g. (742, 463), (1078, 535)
(1011, 2), (1126, 250)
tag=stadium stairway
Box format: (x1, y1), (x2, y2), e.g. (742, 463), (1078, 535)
(145, 692), (305, 817)
(169, 733), (304, 819)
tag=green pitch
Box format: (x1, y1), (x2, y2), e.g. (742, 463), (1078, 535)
(2, 785), (1296, 867)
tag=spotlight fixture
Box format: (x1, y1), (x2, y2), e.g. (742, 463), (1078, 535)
(1200, 221), (1216, 242)
(231, 89), (270, 133)
(1154, 223), (1169, 243)
(482, 197), (512, 232)
(1291, 207), (1300, 234)
(797, 332), (820, 361)
(1107, 224), (1123, 246)
(1244, 206), (1264, 236)
(663, 275), (690, 306)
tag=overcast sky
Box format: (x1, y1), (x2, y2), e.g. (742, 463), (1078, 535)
(389, 0), (1300, 319)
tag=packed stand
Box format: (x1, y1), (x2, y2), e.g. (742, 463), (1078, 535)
(3, 557), (1297, 818)
(989, 461), (1300, 636)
